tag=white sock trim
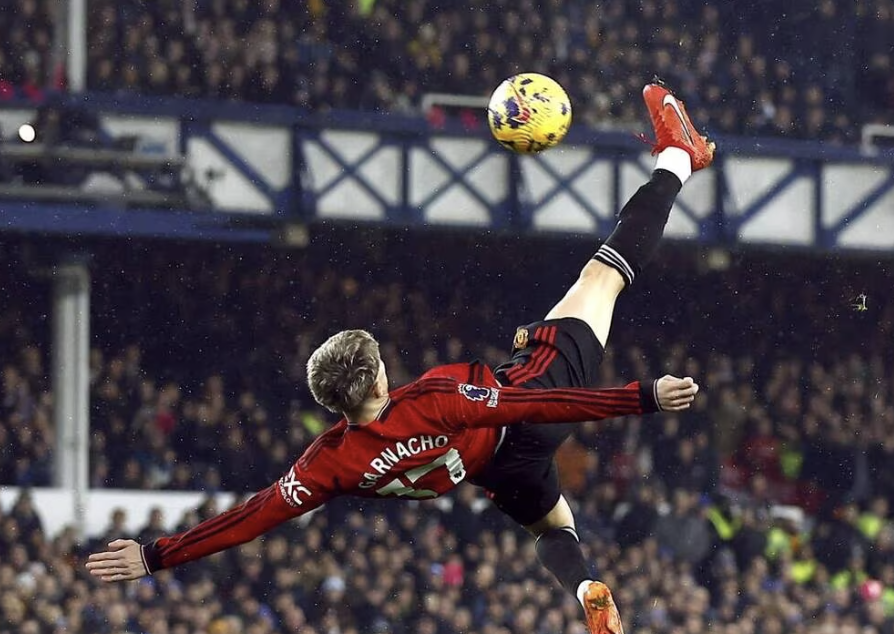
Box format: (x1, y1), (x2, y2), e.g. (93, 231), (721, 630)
(560, 526), (580, 542)
(535, 526), (580, 545)
(596, 245), (635, 285)
(654, 146), (692, 186)
(577, 579), (595, 608)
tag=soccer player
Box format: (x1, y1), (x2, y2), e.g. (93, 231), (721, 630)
(87, 81), (714, 634)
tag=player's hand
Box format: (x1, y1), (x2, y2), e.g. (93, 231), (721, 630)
(86, 539), (149, 582)
(655, 375), (699, 411)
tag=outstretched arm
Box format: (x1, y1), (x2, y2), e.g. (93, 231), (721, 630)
(87, 471), (327, 581)
(446, 375), (698, 429)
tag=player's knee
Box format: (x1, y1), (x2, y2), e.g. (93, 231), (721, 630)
(526, 496), (577, 535)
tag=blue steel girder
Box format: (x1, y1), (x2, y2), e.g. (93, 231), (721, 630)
(522, 149), (607, 227)
(724, 161), (815, 234)
(304, 130), (398, 215)
(414, 141), (504, 223)
(825, 168), (894, 244)
(197, 128), (289, 209)
(186, 120), (293, 214)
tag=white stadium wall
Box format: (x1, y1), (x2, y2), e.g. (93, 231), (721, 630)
(0, 486), (239, 539)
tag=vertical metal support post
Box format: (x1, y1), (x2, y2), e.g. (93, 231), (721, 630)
(66, 0), (88, 92)
(52, 256), (90, 537)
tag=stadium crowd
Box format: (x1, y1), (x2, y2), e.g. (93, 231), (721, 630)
(2, 231), (894, 632)
(4, 482), (894, 634)
(0, 0), (55, 101)
(4, 0), (894, 143)
(82, 0), (894, 143)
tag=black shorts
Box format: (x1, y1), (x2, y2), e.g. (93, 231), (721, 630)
(471, 317), (605, 526)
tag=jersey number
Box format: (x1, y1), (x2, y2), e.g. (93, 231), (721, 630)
(376, 448), (466, 499)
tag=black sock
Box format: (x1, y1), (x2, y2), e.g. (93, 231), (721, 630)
(535, 527), (592, 599)
(592, 169), (683, 286)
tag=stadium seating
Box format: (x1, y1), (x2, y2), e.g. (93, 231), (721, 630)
(2, 470), (894, 633)
(0, 0), (56, 102)
(84, 0), (894, 142)
(2, 230), (894, 632)
(4, 0), (894, 143)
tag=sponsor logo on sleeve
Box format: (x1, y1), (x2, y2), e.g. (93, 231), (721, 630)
(278, 466), (312, 507)
(458, 384), (499, 408)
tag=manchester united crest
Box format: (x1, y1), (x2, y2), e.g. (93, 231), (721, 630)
(513, 327), (529, 350)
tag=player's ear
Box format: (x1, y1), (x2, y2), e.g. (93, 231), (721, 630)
(370, 359), (387, 399)
(371, 381), (387, 399)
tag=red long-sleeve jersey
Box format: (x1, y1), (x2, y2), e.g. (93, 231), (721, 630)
(141, 361), (659, 573)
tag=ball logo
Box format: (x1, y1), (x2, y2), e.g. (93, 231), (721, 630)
(504, 96), (531, 129)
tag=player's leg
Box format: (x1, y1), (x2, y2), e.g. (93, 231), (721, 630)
(546, 80), (715, 348)
(473, 449), (623, 634)
(529, 497), (624, 634)
(489, 87), (715, 630)
(528, 496), (589, 600)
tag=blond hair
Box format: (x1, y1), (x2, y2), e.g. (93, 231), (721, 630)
(306, 330), (380, 414)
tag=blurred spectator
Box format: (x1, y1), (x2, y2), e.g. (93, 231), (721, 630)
(614, 484), (659, 548)
(813, 502), (869, 574)
(654, 489), (713, 564)
(0, 0), (56, 101)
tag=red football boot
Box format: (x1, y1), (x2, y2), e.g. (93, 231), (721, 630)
(583, 581), (625, 634)
(642, 78), (715, 171)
